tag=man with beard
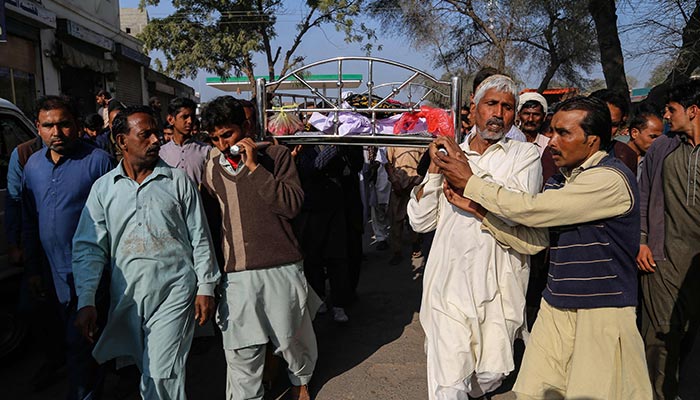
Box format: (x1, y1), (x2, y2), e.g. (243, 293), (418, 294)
(436, 96), (651, 399)
(159, 97), (210, 186)
(73, 106), (220, 399)
(408, 74), (546, 399)
(22, 95), (114, 399)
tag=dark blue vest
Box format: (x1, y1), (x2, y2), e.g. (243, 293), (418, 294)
(542, 155), (640, 309)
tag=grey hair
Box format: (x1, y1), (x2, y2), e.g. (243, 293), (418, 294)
(472, 74), (519, 110)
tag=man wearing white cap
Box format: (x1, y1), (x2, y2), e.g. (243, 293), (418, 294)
(518, 92), (550, 156)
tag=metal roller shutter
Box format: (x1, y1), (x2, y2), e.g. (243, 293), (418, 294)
(115, 60), (142, 106)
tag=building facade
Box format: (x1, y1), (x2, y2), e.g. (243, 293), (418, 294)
(0, 0), (194, 117)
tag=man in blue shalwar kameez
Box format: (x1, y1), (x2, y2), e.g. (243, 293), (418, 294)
(73, 106), (221, 400)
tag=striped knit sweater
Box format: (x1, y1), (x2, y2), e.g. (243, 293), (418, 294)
(543, 155), (640, 309)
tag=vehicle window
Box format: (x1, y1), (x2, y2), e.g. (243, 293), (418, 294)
(0, 113), (36, 190)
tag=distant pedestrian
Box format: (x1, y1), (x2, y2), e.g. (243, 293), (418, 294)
(95, 90), (112, 129)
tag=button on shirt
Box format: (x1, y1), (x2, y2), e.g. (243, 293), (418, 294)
(159, 138), (211, 186)
(22, 140), (114, 304)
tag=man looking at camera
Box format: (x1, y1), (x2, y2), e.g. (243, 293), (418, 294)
(73, 106), (220, 399)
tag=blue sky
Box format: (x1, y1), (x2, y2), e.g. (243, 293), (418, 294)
(120, 0), (659, 102)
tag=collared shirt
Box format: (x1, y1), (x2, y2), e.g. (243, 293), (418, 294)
(73, 159), (220, 310)
(531, 133), (550, 157)
(464, 151), (632, 231)
(159, 138), (211, 186)
(22, 141), (114, 304)
(73, 160), (220, 374)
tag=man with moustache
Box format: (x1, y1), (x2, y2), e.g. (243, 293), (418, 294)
(518, 92), (550, 155)
(407, 74), (546, 399)
(73, 106), (220, 399)
(159, 97), (210, 186)
(435, 96), (651, 399)
(22, 95), (114, 399)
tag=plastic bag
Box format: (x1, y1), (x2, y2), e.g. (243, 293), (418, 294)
(267, 106), (304, 136)
(393, 106), (453, 137)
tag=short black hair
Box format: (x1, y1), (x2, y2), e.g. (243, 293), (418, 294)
(96, 90), (112, 99)
(628, 102), (662, 133)
(589, 89), (630, 118)
(556, 96), (612, 148)
(666, 79), (700, 109)
(168, 97), (197, 117)
(200, 96), (247, 132)
(111, 106), (155, 138)
(83, 113), (104, 131)
(163, 123), (174, 130)
(35, 95), (80, 122)
(472, 67), (502, 93)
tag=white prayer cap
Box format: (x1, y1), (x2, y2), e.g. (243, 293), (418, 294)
(518, 92), (548, 114)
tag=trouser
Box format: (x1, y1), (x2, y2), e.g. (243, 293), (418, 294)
(513, 299), (652, 400)
(223, 313), (317, 400)
(370, 203), (390, 242)
(389, 189), (421, 255)
(641, 258), (700, 400)
(140, 372), (186, 400)
(299, 209), (352, 308)
(60, 300), (105, 400)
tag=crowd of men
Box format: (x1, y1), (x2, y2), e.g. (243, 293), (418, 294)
(3, 66), (699, 400)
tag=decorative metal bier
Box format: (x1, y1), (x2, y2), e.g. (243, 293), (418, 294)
(254, 56), (462, 147)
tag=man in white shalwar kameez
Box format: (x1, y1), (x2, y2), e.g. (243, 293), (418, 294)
(408, 75), (547, 399)
(73, 106), (221, 400)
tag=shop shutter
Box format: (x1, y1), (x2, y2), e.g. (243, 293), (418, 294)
(0, 35), (36, 74)
(115, 60), (143, 106)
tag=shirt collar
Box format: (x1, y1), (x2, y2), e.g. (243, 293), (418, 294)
(560, 150), (607, 180)
(113, 158), (172, 183)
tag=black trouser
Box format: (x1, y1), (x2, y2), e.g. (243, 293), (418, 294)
(298, 209), (352, 308)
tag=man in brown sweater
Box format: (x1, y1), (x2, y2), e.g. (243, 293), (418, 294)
(200, 96), (319, 400)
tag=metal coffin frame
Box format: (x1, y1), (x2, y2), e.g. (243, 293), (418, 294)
(255, 57), (462, 147)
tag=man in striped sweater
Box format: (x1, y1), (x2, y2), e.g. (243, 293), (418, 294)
(433, 96), (652, 399)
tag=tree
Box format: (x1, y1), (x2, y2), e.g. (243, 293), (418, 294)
(588, 0), (629, 95)
(138, 0), (376, 95)
(367, 0), (598, 92)
(646, 58), (675, 87)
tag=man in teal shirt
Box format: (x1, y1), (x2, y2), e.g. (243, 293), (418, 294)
(73, 106), (220, 399)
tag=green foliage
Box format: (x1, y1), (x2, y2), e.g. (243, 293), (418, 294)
(138, 0), (376, 91)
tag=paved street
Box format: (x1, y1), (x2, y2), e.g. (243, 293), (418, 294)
(0, 229), (523, 399)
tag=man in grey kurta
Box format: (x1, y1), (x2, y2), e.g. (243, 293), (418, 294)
(73, 106), (221, 400)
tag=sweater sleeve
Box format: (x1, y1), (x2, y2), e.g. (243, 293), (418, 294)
(249, 146), (304, 220)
